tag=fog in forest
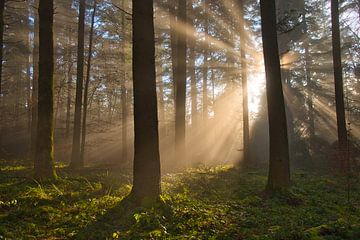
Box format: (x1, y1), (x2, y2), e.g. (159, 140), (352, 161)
(0, 0), (360, 238)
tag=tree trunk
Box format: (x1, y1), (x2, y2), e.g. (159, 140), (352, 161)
(121, 0), (128, 166)
(34, 0), (56, 180)
(331, 0), (348, 171)
(130, 0), (161, 203)
(260, 0), (290, 191)
(80, 1), (97, 164)
(189, 3), (197, 128)
(175, 0), (186, 163)
(169, 0), (177, 104)
(70, 0), (86, 169)
(65, 26), (73, 138)
(202, 0), (209, 121)
(0, 0), (4, 96)
(30, 0), (39, 163)
(239, 0), (250, 165)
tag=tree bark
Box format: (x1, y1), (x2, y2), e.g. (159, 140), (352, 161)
(121, 0), (128, 166)
(80, 1), (97, 164)
(0, 0), (4, 96)
(239, 0), (250, 165)
(331, 0), (348, 170)
(175, 0), (186, 163)
(30, 0), (39, 163)
(130, 0), (161, 203)
(260, 0), (290, 191)
(70, 0), (86, 168)
(34, 0), (56, 180)
(202, 0), (209, 121)
(169, 0), (177, 105)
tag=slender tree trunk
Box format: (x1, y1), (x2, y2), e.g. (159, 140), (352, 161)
(70, 0), (86, 168)
(169, 0), (177, 104)
(260, 0), (290, 191)
(331, 0), (348, 171)
(239, 0), (250, 165)
(203, 0), (209, 121)
(175, 0), (186, 163)
(130, 0), (161, 203)
(34, 0), (56, 180)
(31, 0), (39, 163)
(0, 0), (5, 96)
(189, 3), (197, 128)
(80, 1), (97, 163)
(65, 26), (72, 138)
(189, 38), (197, 127)
(121, 0), (128, 166)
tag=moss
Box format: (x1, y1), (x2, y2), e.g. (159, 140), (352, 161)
(0, 163), (359, 239)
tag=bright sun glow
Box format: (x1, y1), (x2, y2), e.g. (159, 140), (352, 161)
(248, 72), (266, 116)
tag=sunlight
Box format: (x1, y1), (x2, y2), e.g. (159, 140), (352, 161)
(248, 72), (265, 115)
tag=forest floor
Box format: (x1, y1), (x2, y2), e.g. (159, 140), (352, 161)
(0, 161), (360, 239)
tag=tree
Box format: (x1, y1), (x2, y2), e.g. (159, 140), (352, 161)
(70, 0), (86, 169)
(80, 0), (97, 163)
(239, 0), (250, 165)
(120, 0), (128, 166)
(175, 0), (187, 163)
(130, 0), (161, 202)
(34, 0), (56, 180)
(0, 0), (5, 96)
(331, 0), (348, 171)
(260, 0), (290, 191)
(202, 0), (209, 121)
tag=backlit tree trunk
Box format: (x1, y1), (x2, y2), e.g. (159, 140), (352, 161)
(260, 0), (290, 191)
(34, 0), (56, 180)
(70, 0), (86, 168)
(331, 0), (348, 170)
(80, 1), (97, 163)
(239, 0), (250, 164)
(130, 0), (161, 203)
(0, 0), (4, 96)
(175, 0), (186, 163)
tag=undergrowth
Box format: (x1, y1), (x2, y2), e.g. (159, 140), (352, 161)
(0, 162), (359, 239)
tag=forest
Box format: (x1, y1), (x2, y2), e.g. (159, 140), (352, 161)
(0, 0), (360, 239)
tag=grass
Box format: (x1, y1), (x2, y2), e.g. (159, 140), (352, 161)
(0, 162), (359, 239)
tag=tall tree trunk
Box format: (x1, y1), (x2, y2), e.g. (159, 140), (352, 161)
(70, 0), (86, 168)
(239, 0), (250, 165)
(65, 26), (73, 138)
(260, 0), (290, 191)
(80, 1), (97, 164)
(189, 3), (197, 128)
(331, 0), (348, 170)
(0, 0), (4, 96)
(130, 0), (161, 203)
(34, 0), (56, 180)
(31, 0), (39, 163)
(202, 0), (209, 121)
(175, 0), (186, 163)
(121, 0), (128, 166)
(169, 0), (177, 104)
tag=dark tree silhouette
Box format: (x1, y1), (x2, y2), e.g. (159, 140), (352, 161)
(71, 0), (86, 168)
(130, 0), (161, 202)
(34, 0), (56, 180)
(239, 0), (250, 164)
(175, 0), (187, 163)
(0, 0), (4, 96)
(331, 0), (348, 171)
(80, 0), (97, 163)
(260, 0), (290, 191)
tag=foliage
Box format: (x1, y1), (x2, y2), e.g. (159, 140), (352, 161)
(0, 163), (359, 239)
